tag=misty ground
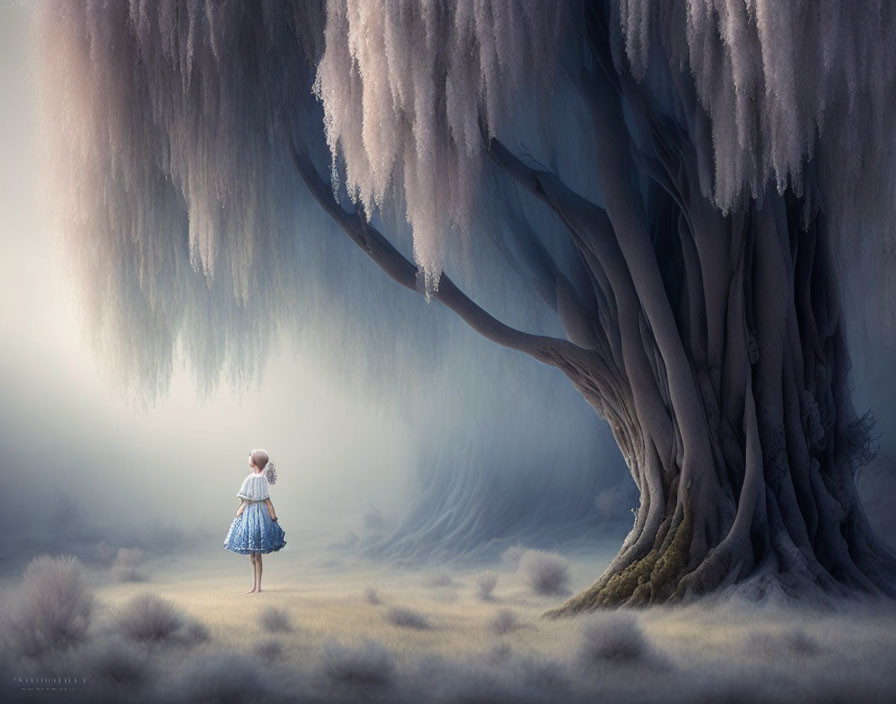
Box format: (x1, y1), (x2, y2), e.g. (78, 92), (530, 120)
(1, 525), (895, 703)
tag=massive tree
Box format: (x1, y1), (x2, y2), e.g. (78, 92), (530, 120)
(36, 0), (896, 614)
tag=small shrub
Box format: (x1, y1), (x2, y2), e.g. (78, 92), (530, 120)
(476, 571), (499, 601)
(384, 606), (431, 630)
(578, 612), (655, 668)
(114, 593), (208, 648)
(2, 554), (93, 658)
(489, 608), (519, 635)
(115, 594), (181, 643)
(365, 586), (381, 605)
(519, 549), (571, 596)
(319, 637), (395, 692)
(259, 605), (292, 633)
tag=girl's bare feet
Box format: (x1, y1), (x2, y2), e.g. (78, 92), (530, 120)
(246, 587), (257, 593)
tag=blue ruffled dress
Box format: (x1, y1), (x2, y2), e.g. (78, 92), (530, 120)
(224, 472), (286, 555)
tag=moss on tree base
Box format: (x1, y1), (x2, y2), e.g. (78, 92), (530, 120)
(541, 507), (693, 617)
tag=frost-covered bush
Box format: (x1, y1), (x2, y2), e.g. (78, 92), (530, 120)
(1, 554), (93, 659)
(577, 612), (656, 668)
(518, 549), (571, 596)
(113, 593), (208, 648)
(384, 606), (431, 630)
(259, 605), (292, 633)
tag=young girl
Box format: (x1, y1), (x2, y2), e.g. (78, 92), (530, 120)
(224, 449), (286, 593)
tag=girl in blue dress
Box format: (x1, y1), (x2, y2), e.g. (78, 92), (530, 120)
(224, 449), (286, 593)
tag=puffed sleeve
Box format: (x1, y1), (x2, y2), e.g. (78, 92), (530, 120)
(237, 474), (270, 501)
(236, 475), (252, 500)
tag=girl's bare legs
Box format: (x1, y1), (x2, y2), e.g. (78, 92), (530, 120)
(246, 553), (258, 593)
(256, 553), (263, 592)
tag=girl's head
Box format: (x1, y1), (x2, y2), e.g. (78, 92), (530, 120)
(249, 449), (270, 472)
(249, 448), (278, 484)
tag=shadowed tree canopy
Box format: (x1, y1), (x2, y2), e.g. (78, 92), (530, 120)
(35, 0), (896, 614)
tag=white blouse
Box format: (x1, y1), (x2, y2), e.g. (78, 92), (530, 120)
(237, 472), (270, 501)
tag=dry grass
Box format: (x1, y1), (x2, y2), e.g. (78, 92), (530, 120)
(2, 551), (893, 703)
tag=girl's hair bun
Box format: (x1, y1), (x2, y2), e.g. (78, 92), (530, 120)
(250, 448), (277, 484)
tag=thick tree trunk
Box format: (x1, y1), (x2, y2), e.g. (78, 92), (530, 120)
(541, 188), (896, 615)
(494, 4), (896, 614)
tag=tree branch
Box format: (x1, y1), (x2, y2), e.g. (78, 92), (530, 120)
(488, 137), (683, 477)
(289, 140), (620, 411)
(486, 138), (621, 298)
(492, 175), (607, 352)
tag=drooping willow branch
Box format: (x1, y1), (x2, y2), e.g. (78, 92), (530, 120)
(289, 140), (624, 419)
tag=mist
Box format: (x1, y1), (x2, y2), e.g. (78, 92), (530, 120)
(3, 1), (896, 701)
(2, 0), (638, 581)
